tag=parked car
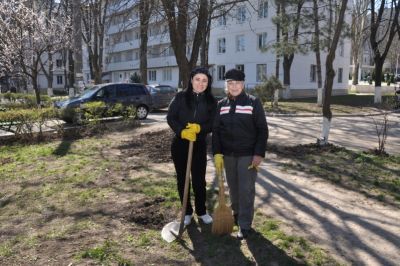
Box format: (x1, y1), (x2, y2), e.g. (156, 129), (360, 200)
(54, 83), (153, 123)
(146, 84), (177, 109)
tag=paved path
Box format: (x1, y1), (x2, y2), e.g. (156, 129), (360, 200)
(267, 113), (400, 155)
(147, 111), (400, 155)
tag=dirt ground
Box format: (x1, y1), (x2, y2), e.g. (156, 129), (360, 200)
(132, 123), (400, 265)
(1, 121), (399, 265)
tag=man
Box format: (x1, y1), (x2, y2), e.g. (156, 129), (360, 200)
(212, 68), (268, 239)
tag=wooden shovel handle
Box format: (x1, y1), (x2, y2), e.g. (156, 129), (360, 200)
(178, 141), (194, 236)
(218, 169), (226, 205)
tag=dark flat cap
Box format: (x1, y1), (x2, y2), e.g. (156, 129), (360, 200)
(224, 68), (245, 81)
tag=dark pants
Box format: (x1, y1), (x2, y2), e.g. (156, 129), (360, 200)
(224, 155), (257, 230)
(171, 137), (207, 216)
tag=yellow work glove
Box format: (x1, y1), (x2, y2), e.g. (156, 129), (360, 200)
(214, 154), (224, 175)
(181, 128), (196, 142)
(186, 123), (201, 134)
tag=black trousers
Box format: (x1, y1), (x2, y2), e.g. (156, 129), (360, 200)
(171, 137), (207, 216)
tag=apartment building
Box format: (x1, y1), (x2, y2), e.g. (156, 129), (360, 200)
(100, 0), (351, 98)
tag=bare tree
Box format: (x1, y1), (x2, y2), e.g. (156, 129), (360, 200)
(139, 0), (154, 84)
(369, 0), (400, 103)
(319, 0), (348, 145)
(81, 0), (109, 84)
(0, 0), (69, 105)
(350, 0), (369, 86)
(37, 0), (66, 97)
(312, 0), (323, 106)
(279, 0), (306, 87)
(199, 0), (249, 67)
(160, 0), (249, 88)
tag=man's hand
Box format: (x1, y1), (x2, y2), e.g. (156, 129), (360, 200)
(181, 128), (196, 142)
(214, 154), (224, 175)
(248, 155), (263, 171)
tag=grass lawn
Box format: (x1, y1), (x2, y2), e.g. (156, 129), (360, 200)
(0, 127), (341, 265)
(264, 94), (398, 114)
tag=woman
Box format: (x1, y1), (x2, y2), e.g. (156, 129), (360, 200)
(212, 68), (268, 239)
(167, 67), (216, 226)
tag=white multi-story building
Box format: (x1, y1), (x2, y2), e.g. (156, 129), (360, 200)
(101, 0), (351, 98)
(37, 53), (70, 94)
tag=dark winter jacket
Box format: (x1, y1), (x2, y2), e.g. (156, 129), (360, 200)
(212, 92), (268, 157)
(167, 91), (216, 141)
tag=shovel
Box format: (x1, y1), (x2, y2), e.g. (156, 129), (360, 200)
(161, 141), (193, 243)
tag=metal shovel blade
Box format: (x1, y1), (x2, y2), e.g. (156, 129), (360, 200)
(161, 221), (181, 243)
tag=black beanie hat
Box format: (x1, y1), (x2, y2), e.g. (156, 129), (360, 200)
(224, 68), (245, 81)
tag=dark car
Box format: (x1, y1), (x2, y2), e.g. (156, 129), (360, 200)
(146, 84), (177, 109)
(55, 83), (153, 122)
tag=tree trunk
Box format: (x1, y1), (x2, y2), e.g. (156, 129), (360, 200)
(73, 0), (83, 93)
(201, 10), (212, 67)
(369, 0), (400, 103)
(275, 2), (280, 78)
(161, 0), (208, 88)
(47, 52), (54, 96)
(139, 0), (151, 84)
(68, 49), (75, 91)
(313, 0), (323, 106)
(352, 62), (359, 85)
(320, 0), (348, 144)
(283, 55), (293, 86)
(374, 60), (384, 103)
(32, 71), (41, 106)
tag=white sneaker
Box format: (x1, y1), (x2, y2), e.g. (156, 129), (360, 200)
(184, 215), (192, 226)
(199, 214), (213, 224)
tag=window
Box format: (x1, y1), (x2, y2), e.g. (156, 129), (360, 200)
(163, 68), (172, 81)
(257, 32), (267, 49)
(218, 38), (226, 53)
(337, 68), (343, 83)
(258, 0), (268, 18)
(56, 75), (63, 85)
(99, 85), (116, 98)
(113, 53), (121, 63)
(148, 70), (157, 81)
(236, 35), (245, 52)
(124, 31), (133, 42)
(218, 14), (226, 26)
(310, 64), (316, 82)
(237, 6), (246, 23)
(256, 64), (267, 82)
(236, 64), (244, 73)
(339, 40), (344, 56)
(117, 84), (134, 97)
(217, 65), (225, 80)
(56, 59), (63, 68)
(125, 50), (133, 61)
